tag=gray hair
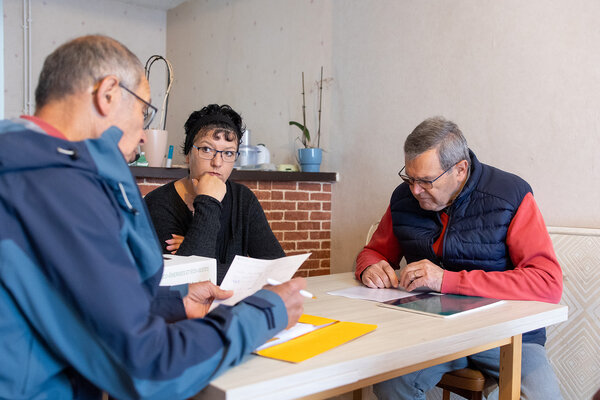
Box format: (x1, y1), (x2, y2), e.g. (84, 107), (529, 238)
(404, 116), (471, 170)
(35, 35), (144, 109)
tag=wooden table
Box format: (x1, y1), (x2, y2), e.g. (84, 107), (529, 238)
(194, 273), (568, 400)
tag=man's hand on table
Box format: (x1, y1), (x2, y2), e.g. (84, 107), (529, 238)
(361, 260), (399, 288)
(362, 259), (444, 292)
(399, 259), (444, 292)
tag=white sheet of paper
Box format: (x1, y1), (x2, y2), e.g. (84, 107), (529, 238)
(327, 285), (421, 302)
(255, 320), (334, 351)
(210, 253), (311, 311)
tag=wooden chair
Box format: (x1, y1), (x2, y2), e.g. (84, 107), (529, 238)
(364, 223), (486, 400)
(436, 368), (485, 400)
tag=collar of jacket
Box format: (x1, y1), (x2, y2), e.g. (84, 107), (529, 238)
(446, 149), (482, 213)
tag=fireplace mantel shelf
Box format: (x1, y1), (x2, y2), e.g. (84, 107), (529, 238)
(131, 167), (338, 182)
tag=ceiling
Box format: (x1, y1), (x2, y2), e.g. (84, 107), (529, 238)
(115, 0), (188, 11)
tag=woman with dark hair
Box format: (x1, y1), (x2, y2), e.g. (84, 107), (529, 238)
(145, 104), (284, 284)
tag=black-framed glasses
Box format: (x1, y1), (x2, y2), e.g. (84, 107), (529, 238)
(398, 163), (456, 189)
(118, 82), (158, 129)
(192, 145), (239, 163)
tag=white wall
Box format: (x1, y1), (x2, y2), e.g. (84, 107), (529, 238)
(166, 0), (600, 273)
(3, 0), (167, 119)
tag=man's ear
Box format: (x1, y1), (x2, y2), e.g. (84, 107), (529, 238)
(93, 76), (120, 117)
(456, 159), (469, 178)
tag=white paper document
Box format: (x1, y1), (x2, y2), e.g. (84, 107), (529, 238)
(255, 320), (334, 351)
(159, 255), (216, 286)
(210, 253), (311, 311)
(327, 285), (422, 303)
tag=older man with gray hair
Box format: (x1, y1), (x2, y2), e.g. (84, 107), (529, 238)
(0, 35), (305, 399)
(356, 117), (563, 399)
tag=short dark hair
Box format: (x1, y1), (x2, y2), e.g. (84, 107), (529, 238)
(182, 104), (245, 155)
(404, 116), (471, 169)
(35, 35), (143, 109)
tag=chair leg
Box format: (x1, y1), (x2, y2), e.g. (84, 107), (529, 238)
(442, 387), (483, 400)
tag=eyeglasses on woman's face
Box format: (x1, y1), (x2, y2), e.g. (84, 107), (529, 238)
(192, 145), (239, 163)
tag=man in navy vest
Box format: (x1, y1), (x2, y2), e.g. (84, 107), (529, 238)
(356, 117), (563, 399)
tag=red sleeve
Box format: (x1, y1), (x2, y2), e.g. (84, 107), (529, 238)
(355, 206), (402, 280)
(441, 193), (563, 303)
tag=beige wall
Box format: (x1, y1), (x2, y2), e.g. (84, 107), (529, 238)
(167, 0), (600, 273)
(165, 0), (332, 167)
(3, 0), (167, 119)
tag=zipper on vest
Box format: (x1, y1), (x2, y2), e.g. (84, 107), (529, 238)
(430, 212), (443, 268)
(439, 208), (452, 269)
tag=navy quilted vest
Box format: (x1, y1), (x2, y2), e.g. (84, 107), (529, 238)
(391, 150), (531, 271)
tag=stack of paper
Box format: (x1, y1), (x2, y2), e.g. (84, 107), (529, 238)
(159, 255), (216, 286)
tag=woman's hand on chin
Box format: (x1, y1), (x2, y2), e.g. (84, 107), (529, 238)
(191, 173), (226, 201)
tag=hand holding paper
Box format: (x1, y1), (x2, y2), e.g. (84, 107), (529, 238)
(264, 278), (307, 329)
(183, 282), (233, 319)
(210, 253), (311, 312)
(266, 278), (315, 299)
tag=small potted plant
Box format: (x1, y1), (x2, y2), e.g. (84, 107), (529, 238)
(289, 67), (324, 172)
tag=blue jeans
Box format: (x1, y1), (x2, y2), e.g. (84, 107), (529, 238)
(373, 343), (562, 400)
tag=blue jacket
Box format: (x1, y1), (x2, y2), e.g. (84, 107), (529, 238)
(0, 119), (288, 400)
(390, 151), (545, 345)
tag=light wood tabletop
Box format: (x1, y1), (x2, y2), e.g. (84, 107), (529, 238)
(194, 272), (568, 400)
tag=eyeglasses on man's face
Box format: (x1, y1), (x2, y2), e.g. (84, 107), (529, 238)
(118, 82), (158, 129)
(192, 145), (239, 163)
(398, 163), (456, 189)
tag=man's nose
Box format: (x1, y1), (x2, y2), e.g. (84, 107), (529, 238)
(411, 183), (424, 195)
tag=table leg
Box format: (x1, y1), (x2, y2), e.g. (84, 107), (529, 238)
(499, 334), (522, 400)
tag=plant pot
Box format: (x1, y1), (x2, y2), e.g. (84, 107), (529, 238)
(298, 148), (322, 172)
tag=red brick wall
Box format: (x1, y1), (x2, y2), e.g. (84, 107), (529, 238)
(137, 178), (332, 276)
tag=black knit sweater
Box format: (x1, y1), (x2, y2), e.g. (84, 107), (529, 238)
(145, 180), (285, 284)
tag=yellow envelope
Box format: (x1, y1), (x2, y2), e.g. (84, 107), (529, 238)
(256, 314), (377, 363)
